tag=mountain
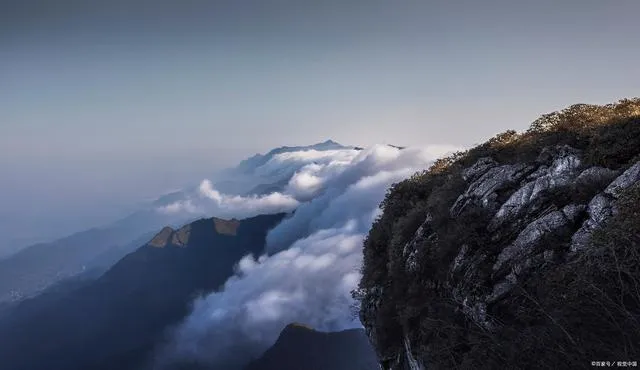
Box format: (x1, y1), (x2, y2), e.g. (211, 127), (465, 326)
(0, 213), (285, 370)
(0, 140), (353, 304)
(0, 209), (193, 304)
(215, 139), (355, 196)
(244, 323), (378, 370)
(357, 99), (640, 369)
(236, 139), (350, 174)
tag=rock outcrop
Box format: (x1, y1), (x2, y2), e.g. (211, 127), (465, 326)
(450, 162), (534, 217)
(359, 99), (640, 370)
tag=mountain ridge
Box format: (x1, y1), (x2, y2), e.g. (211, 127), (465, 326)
(0, 213), (286, 370)
(0, 140), (357, 305)
(358, 98), (640, 369)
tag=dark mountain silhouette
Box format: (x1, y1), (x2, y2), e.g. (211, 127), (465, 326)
(244, 323), (378, 370)
(0, 208), (195, 304)
(0, 213), (285, 370)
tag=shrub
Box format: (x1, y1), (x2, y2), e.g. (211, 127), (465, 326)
(358, 98), (640, 370)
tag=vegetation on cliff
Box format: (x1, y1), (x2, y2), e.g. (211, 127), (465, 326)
(357, 99), (640, 369)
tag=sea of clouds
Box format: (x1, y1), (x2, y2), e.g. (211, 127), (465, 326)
(156, 143), (457, 368)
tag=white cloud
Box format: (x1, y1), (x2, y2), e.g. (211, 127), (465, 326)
(160, 143), (448, 368)
(156, 179), (300, 220)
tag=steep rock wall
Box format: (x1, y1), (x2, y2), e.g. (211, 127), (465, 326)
(358, 99), (640, 369)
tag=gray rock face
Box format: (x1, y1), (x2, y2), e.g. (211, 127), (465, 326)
(358, 287), (389, 367)
(461, 157), (499, 182)
(571, 161), (640, 251)
(536, 145), (581, 166)
(459, 294), (494, 331)
(575, 167), (619, 188)
(451, 244), (469, 273)
(604, 162), (640, 197)
(402, 215), (435, 272)
(494, 204), (585, 272)
(490, 152), (583, 230)
(403, 335), (425, 370)
(361, 144), (640, 369)
(570, 194), (614, 251)
(451, 162), (535, 217)
(487, 272), (517, 303)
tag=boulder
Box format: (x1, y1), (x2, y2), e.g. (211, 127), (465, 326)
(451, 162), (535, 217)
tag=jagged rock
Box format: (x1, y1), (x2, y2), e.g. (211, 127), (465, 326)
(403, 335), (425, 370)
(490, 150), (582, 230)
(494, 204), (585, 271)
(403, 215), (435, 272)
(171, 224), (191, 247)
(536, 145), (581, 165)
(461, 297), (493, 331)
(451, 244), (469, 273)
(585, 193), (612, 224)
(575, 167), (619, 187)
(451, 163), (535, 217)
(147, 227), (174, 248)
(571, 161), (640, 251)
(147, 224), (192, 248)
(487, 272), (517, 303)
(604, 161), (640, 197)
(570, 194), (613, 252)
(525, 165), (549, 181)
(360, 100), (640, 370)
(461, 157), (498, 182)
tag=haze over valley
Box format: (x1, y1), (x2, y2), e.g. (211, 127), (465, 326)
(2, 1), (640, 369)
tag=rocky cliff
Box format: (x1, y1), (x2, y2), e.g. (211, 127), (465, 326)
(357, 99), (640, 369)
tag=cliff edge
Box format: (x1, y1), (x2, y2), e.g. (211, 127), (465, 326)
(357, 99), (640, 369)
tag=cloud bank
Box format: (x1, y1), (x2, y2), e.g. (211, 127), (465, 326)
(159, 143), (456, 368)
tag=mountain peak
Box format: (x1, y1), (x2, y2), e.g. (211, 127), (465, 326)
(146, 225), (192, 248)
(235, 140), (351, 174)
(146, 217), (243, 249)
(310, 139), (344, 149)
(147, 227), (175, 248)
(281, 322), (316, 333)
(320, 139), (339, 145)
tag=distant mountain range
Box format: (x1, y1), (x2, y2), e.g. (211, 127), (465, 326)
(0, 140), (354, 304)
(0, 213), (285, 370)
(0, 139), (383, 370)
(0, 209), (194, 303)
(236, 139), (350, 174)
(214, 139), (355, 195)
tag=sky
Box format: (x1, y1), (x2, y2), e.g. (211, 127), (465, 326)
(1, 0), (639, 245)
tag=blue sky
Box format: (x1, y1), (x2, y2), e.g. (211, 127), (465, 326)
(1, 0), (639, 244)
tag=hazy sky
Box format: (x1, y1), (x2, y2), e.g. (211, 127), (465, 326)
(1, 0), (639, 243)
